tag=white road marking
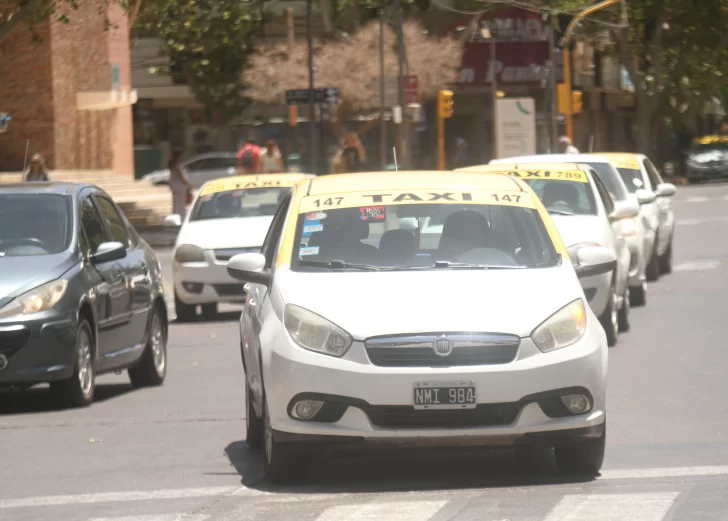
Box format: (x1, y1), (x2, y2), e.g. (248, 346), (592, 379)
(684, 196), (708, 202)
(89, 513), (212, 521)
(601, 465), (728, 480)
(543, 492), (679, 521)
(676, 217), (728, 225)
(312, 501), (447, 521)
(673, 260), (720, 272)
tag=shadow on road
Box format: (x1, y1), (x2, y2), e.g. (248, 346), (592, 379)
(0, 383), (135, 415)
(223, 440), (596, 494)
(174, 311), (240, 325)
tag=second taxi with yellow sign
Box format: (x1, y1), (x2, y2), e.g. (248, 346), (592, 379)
(226, 171), (614, 484)
(167, 173), (314, 321)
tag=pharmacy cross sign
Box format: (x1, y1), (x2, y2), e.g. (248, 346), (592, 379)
(285, 88), (340, 106)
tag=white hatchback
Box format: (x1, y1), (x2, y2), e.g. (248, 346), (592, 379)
(228, 171), (614, 484)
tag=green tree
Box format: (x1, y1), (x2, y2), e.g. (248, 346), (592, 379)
(137, 0), (266, 149)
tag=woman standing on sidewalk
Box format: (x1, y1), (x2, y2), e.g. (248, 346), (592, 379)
(260, 139), (284, 173)
(23, 153), (50, 181)
(169, 150), (193, 217)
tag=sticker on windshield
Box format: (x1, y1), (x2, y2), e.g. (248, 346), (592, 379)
(200, 194), (214, 202)
(232, 190), (246, 197)
(299, 246), (320, 256)
(303, 223), (323, 233)
(306, 212), (327, 220)
(360, 206), (386, 222)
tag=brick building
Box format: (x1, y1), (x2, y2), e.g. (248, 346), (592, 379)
(0, 1), (136, 176)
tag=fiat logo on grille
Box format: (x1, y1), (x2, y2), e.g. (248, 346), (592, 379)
(433, 335), (454, 357)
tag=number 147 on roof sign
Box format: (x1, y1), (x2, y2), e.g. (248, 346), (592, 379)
(285, 88), (340, 106)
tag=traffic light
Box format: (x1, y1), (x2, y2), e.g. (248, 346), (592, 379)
(557, 83), (571, 115)
(571, 90), (583, 114)
(438, 89), (454, 119)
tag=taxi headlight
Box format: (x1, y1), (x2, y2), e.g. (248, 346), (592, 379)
(175, 244), (206, 263)
(619, 217), (638, 236)
(283, 304), (352, 357)
(531, 299), (587, 353)
(0, 279), (68, 318)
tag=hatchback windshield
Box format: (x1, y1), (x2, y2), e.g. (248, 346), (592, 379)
(583, 162), (629, 201)
(190, 187), (289, 221)
(616, 168), (645, 193)
(291, 190), (559, 271)
(0, 194), (72, 256)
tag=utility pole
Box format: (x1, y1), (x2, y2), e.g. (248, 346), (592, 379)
(306, 0), (317, 173)
(395, 0), (408, 169)
(487, 27), (499, 160)
(379, 8), (387, 170)
(547, 18), (558, 151)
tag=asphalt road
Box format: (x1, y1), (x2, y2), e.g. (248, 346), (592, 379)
(2, 182), (728, 521)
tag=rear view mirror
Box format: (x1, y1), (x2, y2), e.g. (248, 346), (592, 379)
(227, 253), (271, 286)
(90, 242), (126, 264)
(656, 183), (677, 197)
(164, 214), (182, 228)
(609, 199), (639, 221)
(635, 188), (657, 205)
(572, 245), (617, 279)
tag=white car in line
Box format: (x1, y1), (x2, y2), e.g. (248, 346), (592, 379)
(459, 163), (638, 347)
(165, 173), (314, 321)
(593, 153), (677, 280)
(227, 171), (614, 484)
(490, 154), (651, 307)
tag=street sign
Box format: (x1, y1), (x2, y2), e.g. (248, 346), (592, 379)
(285, 87), (340, 106)
(404, 75), (419, 104)
(494, 97), (536, 159)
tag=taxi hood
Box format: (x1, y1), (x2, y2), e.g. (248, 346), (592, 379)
(176, 216), (273, 250)
(275, 264), (584, 339)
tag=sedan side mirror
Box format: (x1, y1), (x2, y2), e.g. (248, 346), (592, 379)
(227, 253), (271, 286)
(656, 183), (677, 197)
(164, 214), (182, 228)
(572, 245), (618, 279)
(635, 188), (657, 205)
(609, 199), (639, 221)
(90, 241), (126, 264)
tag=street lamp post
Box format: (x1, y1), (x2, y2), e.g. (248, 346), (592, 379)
(306, 0), (317, 173)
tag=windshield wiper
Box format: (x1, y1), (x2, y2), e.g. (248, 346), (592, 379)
(432, 261), (527, 270)
(298, 259), (382, 271)
(547, 209), (575, 216)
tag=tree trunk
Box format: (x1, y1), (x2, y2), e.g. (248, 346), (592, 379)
(0, 0), (44, 43)
(636, 99), (654, 158)
(211, 109), (230, 151)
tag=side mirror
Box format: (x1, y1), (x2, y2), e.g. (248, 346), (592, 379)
(90, 241), (126, 264)
(164, 214), (182, 228)
(656, 183), (677, 197)
(572, 245), (618, 279)
(227, 253), (271, 286)
(609, 199), (639, 221)
(635, 188), (657, 205)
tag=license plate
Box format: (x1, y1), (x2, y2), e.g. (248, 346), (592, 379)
(413, 381), (477, 410)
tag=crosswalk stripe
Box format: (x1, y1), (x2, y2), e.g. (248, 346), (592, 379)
(542, 492), (679, 521)
(312, 501), (448, 521)
(601, 465), (728, 480)
(90, 515), (211, 521)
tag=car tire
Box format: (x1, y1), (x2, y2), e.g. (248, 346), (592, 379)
(201, 303), (217, 320)
(630, 282), (647, 307)
(617, 287), (630, 333)
(245, 386), (264, 450)
(52, 319), (95, 408)
(598, 286), (618, 347)
(174, 293), (196, 322)
(263, 399), (310, 484)
(129, 308), (167, 388)
(645, 238), (660, 282)
(659, 241), (673, 274)
(554, 423), (606, 476)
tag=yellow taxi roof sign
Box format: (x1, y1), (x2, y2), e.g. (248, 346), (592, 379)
(456, 164), (589, 183)
(200, 173), (314, 196)
(586, 152), (641, 170)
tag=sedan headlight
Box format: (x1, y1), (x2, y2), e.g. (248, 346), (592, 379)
(175, 244), (206, 263)
(0, 279), (68, 318)
(619, 217), (638, 236)
(283, 304), (353, 357)
(531, 299), (587, 353)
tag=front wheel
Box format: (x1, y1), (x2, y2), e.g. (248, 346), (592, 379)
(659, 241), (673, 274)
(598, 287), (618, 347)
(174, 292), (196, 322)
(51, 319), (95, 408)
(246, 385), (264, 450)
(263, 399), (310, 484)
(630, 281), (647, 307)
(617, 287), (630, 333)
(129, 308), (167, 388)
(554, 423), (606, 476)
(645, 238), (661, 282)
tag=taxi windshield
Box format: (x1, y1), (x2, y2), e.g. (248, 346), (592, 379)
(616, 168), (644, 193)
(521, 179), (596, 215)
(291, 191), (559, 271)
(583, 162), (629, 201)
(189, 187), (289, 221)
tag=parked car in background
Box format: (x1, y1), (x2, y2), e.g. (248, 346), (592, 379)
(142, 152), (238, 189)
(0, 183), (169, 407)
(685, 135), (728, 182)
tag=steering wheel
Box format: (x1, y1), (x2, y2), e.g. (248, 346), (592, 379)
(0, 237), (46, 248)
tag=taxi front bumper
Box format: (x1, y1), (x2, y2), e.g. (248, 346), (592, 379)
(261, 322), (607, 450)
(173, 250), (249, 305)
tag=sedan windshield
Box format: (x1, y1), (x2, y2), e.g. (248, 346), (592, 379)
(0, 194), (72, 256)
(616, 168), (645, 193)
(291, 191), (559, 271)
(190, 187), (289, 221)
(583, 162), (630, 201)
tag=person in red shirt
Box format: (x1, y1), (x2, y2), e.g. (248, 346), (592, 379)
(237, 139), (262, 173)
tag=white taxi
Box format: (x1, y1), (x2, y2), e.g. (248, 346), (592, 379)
(227, 171), (614, 483)
(167, 173), (313, 321)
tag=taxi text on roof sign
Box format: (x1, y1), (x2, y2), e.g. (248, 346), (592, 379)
(298, 189), (537, 214)
(200, 174), (302, 196)
(480, 169), (589, 183)
(599, 154), (641, 170)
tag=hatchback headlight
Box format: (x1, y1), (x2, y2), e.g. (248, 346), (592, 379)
(283, 304), (353, 357)
(0, 279), (68, 318)
(531, 299), (587, 353)
(175, 244), (206, 263)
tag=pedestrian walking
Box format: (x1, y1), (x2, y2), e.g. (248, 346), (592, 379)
(237, 139), (262, 174)
(260, 139), (284, 173)
(169, 149), (193, 217)
(23, 153), (50, 181)
(558, 136), (580, 154)
(341, 132), (366, 172)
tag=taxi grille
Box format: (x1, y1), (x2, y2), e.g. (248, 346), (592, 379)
(214, 247), (260, 262)
(364, 333), (520, 368)
(213, 283), (245, 296)
(366, 404), (519, 429)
